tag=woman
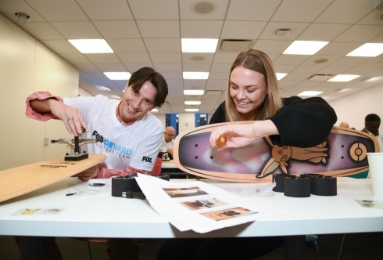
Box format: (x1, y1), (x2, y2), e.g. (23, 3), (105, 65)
(157, 49), (337, 260)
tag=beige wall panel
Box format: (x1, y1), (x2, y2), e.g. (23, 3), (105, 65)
(0, 14), (79, 170)
(330, 84), (383, 131)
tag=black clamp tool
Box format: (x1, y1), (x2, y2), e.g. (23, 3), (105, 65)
(51, 128), (103, 161)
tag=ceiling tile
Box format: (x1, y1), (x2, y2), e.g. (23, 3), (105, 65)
(149, 53), (181, 63)
(227, 0), (281, 21)
(179, 0), (229, 20)
(77, 0), (134, 20)
(41, 40), (79, 53)
(94, 21), (141, 38)
(315, 0), (375, 24)
(137, 20), (180, 38)
(258, 22), (310, 41)
(107, 39), (147, 53)
(221, 21), (267, 39)
(297, 23), (351, 41)
(128, 0), (178, 19)
(253, 40), (292, 54)
(180, 20), (223, 38)
(21, 22), (65, 40)
(334, 25), (383, 42)
(25, 0), (88, 22)
(117, 53), (152, 63)
(144, 39), (181, 52)
(50, 21), (102, 39)
(271, 0), (333, 23)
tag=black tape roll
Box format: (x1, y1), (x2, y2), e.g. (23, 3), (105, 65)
(307, 174), (337, 196)
(272, 174), (288, 192)
(284, 175), (311, 198)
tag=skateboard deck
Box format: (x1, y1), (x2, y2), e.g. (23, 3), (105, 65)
(173, 123), (379, 182)
(0, 154), (106, 203)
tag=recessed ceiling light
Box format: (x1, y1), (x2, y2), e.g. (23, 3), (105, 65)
(366, 76), (383, 82)
(96, 86), (111, 91)
(183, 72), (209, 80)
(181, 38), (218, 53)
(276, 73), (287, 80)
(298, 91), (322, 97)
(185, 101), (201, 105)
(151, 109), (158, 112)
(104, 72), (131, 80)
(283, 41), (329, 55)
(185, 109), (199, 112)
(328, 74), (360, 82)
(346, 43), (383, 57)
(184, 90), (204, 95)
(68, 39), (113, 53)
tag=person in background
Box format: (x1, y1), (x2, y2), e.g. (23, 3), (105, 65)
(339, 122), (350, 128)
(157, 49), (337, 260)
(160, 126), (175, 158)
(23, 67), (168, 260)
(361, 113), (383, 152)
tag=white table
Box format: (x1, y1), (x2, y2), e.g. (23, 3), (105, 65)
(1, 177), (382, 259)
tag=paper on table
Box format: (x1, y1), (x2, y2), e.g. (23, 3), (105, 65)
(136, 174), (284, 233)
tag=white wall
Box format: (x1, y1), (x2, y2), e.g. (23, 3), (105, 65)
(0, 14), (79, 170)
(179, 113), (195, 134)
(329, 84), (383, 130)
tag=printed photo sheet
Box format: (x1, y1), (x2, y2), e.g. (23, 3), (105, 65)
(136, 174), (284, 233)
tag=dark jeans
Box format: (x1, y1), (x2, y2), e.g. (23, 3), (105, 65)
(157, 236), (285, 260)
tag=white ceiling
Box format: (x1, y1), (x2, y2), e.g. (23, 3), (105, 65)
(1, 0), (383, 114)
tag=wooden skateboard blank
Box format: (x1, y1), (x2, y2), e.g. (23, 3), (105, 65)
(0, 154), (106, 203)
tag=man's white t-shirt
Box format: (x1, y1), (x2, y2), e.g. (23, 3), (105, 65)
(160, 137), (174, 152)
(64, 95), (164, 172)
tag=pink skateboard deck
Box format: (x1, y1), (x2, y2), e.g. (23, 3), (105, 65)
(173, 123), (379, 182)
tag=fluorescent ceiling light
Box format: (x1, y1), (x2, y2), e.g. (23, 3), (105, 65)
(283, 41), (329, 55)
(185, 101), (201, 105)
(185, 109), (199, 112)
(104, 72), (131, 80)
(366, 76), (383, 82)
(68, 39), (113, 53)
(346, 43), (383, 57)
(96, 86), (111, 91)
(151, 109), (158, 112)
(183, 72), (209, 80)
(298, 91), (322, 97)
(184, 90), (204, 95)
(109, 95), (121, 100)
(276, 73), (287, 80)
(181, 38), (218, 53)
(328, 74), (360, 82)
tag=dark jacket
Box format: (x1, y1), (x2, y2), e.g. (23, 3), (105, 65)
(209, 96), (337, 148)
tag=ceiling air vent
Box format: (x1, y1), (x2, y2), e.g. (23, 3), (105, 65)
(219, 39), (252, 52)
(307, 74), (334, 81)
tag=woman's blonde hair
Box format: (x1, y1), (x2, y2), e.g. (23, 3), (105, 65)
(225, 49), (283, 122)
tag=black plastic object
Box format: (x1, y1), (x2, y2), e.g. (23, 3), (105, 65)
(111, 175), (169, 198)
(284, 175), (311, 198)
(272, 174), (288, 192)
(306, 174), (337, 196)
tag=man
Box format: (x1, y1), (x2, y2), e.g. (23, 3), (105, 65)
(361, 113), (383, 152)
(25, 67), (168, 260)
(160, 126), (175, 158)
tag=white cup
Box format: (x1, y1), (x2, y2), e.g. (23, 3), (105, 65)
(367, 153), (383, 197)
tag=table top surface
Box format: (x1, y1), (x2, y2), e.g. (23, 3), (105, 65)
(0, 177), (382, 238)
(161, 160), (177, 168)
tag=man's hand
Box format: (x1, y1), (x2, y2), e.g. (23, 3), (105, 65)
(73, 165), (99, 182)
